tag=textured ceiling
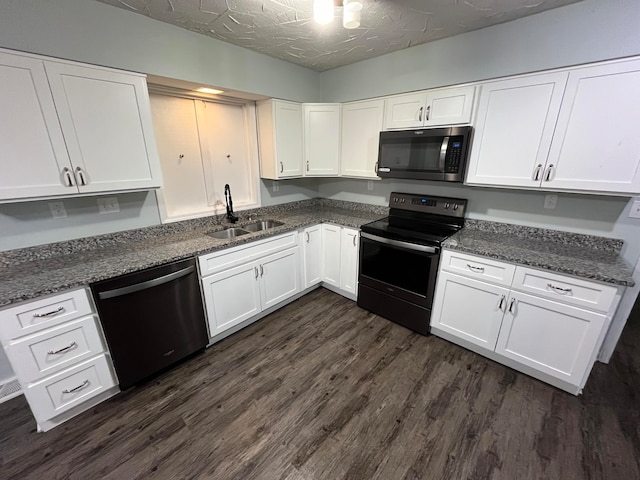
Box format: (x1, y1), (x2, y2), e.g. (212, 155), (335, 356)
(95, 0), (584, 71)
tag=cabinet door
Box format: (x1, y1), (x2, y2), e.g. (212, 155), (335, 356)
(383, 92), (427, 130)
(322, 224), (342, 287)
(430, 271), (509, 351)
(304, 104), (341, 176)
(273, 101), (304, 178)
(340, 99), (384, 178)
(0, 51), (75, 200)
(495, 291), (606, 386)
(424, 86), (475, 126)
(545, 60), (640, 194)
(259, 247), (301, 310)
(465, 73), (568, 187)
(45, 62), (162, 193)
(302, 225), (322, 288)
(339, 228), (359, 295)
(201, 262), (262, 337)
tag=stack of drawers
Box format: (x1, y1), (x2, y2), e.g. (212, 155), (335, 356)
(0, 288), (118, 431)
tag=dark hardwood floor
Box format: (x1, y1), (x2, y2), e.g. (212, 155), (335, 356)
(1, 288), (639, 480)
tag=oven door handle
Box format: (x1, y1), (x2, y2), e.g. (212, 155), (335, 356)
(361, 232), (438, 254)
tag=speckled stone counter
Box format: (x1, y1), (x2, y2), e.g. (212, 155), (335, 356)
(0, 199), (387, 307)
(443, 219), (634, 286)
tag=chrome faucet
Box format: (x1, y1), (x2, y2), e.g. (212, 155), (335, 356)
(224, 184), (238, 223)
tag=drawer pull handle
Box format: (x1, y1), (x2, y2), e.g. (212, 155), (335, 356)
(547, 283), (572, 294)
(62, 379), (89, 394)
(508, 298), (516, 314)
(47, 341), (77, 355)
(497, 295), (506, 312)
(467, 264), (485, 273)
(33, 306), (65, 318)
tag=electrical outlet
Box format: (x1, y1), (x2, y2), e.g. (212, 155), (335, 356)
(97, 197), (120, 214)
(629, 199), (640, 219)
(367, 181), (374, 191)
(273, 181), (279, 192)
(544, 194), (558, 210)
(48, 201), (67, 219)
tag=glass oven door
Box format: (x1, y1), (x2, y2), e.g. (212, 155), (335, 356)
(358, 233), (440, 307)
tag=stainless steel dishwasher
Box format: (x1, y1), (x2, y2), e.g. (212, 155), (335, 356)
(91, 258), (208, 390)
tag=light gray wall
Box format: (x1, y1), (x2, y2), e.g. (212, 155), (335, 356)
(319, 0), (640, 102)
(0, 0), (320, 102)
(0, 192), (161, 251)
(259, 179), (319, 207)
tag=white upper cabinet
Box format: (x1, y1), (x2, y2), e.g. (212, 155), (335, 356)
(0, 52), (75, 200)
(45, 62), (162, 194)
(544, 60), (640, 194)
(465, 72), (568, 188)
(383, 86), (475, 130)
(257, 99), (304, 179)
(0, 48), (163, 202)
(340, 99), (384, 178)
(304, 103), (341, 176)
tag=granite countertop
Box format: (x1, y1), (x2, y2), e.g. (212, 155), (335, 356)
(443, 219), (634, 287)
(0, 199), (387, 307)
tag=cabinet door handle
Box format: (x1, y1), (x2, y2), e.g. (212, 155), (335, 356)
(547, 283), (572, 294)
(533, 164), (543, 181)
(508, 298), (516, 314)
(33, 306), (65, 318)
(418, 106), (424, 122)
(62, 379), (89, 394)
(280, 162), (284, 174)
(75, 166), (87, 186)
(260, 264), (264, 277)
(466, 264), (485, 273)
(47, 341), (77, 355)
(352, 235), (356, 247)
(62, 167), (75, 187)
(497, 295), (506, 312)
(306, 162), (309, 172)
(544, 164), (554, 182)
(254, 267), (259, 279)
(425, 105), (431, 121)
(374, 161), (378, 174)
(306, 232), (310, 243)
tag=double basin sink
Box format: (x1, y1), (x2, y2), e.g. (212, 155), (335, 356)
(207, 220), (284, 240)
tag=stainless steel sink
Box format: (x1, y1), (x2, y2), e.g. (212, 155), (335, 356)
(206, 227), (250, 239)
(242, 220), (284, 232)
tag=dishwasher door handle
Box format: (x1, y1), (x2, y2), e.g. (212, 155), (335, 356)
(98, 266), (196, 300)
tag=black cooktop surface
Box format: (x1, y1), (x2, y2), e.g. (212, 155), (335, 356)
(361, 215), (462, 246)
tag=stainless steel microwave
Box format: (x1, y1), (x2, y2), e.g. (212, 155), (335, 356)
(377, 126), (472, 182)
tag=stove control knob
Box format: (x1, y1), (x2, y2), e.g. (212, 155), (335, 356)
(393, 197), (398, 203)
(401, 198), (405, 203)
(444, 202), (450, 209)
(453, 203), (459, 211)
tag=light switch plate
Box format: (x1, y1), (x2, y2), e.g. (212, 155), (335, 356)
(629, 199), (640, 219)
(97, 197), (120, 214)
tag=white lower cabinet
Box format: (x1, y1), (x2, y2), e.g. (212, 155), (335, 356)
(431, 250), (622, 394)
(339, 227), (359, 295)
(0, 288), (118, 431)
(199, 232), (301, 338)
(321, 224), (342, 287)
(320, 224), (359, 298)
(302, 225), (322, 288)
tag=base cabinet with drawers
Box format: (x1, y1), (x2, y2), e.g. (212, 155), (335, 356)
(430, 250), (622, 394)
(0, 288), (118, 431)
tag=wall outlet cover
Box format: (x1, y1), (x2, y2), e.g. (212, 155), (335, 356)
(48, 201), (67, 219)
(97, 197), (120, 214)
(544, 194), (558, 210)
(367, 181), (374, 191)
(273, 181), (279, 192)
(629, 199), (640, 219)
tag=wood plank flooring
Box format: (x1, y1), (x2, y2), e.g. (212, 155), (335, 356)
(1, 288), (639, 480)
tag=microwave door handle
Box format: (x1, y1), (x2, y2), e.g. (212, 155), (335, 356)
(439, 136), (449, 172)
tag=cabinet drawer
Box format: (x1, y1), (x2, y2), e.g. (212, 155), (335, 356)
(199, 231), (298, 277)
(6, 316), (105, 383)
(440, 250), (515, 286)
(512, 267), (619, 313)
(25, 354), (117, 422)
(0, 289), (93, 343)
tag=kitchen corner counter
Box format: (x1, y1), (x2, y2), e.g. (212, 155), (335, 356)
(443, 219), (634, 287)
(0, 199), (387, 308)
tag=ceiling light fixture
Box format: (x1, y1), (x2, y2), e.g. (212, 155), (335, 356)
(196, 87), (224, 95)
(313, 0), (363, 29)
